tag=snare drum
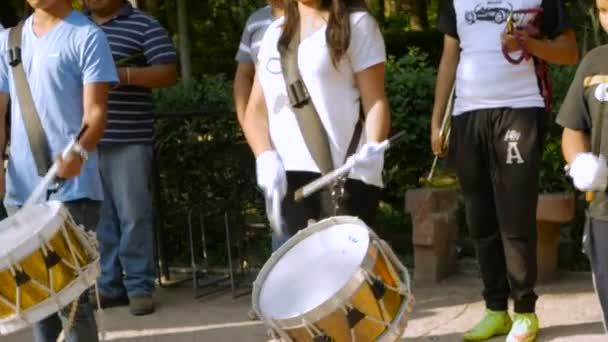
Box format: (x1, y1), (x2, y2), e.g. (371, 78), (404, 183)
(0, 201), (99, 335)
(252, 216), (414, 342)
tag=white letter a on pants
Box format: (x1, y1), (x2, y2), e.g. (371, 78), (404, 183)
(506, 141), (525, 164)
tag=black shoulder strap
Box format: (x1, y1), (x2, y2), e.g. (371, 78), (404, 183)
(8, 20), (52, 176)
(278, 26), (364, 175)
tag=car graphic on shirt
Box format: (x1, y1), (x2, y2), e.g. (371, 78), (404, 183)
(465, 1), (513, 25)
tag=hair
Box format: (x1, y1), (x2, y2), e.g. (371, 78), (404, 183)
(278, 0), (368, 67)
(0, 1), (20, 28)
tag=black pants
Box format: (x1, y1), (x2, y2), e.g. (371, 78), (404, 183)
(281, 171), (381, 236)
(583, 217), (608, 333)
(449, 107), (546, 313)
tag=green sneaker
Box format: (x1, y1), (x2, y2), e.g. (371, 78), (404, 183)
(463, 309), (512, 341)
(506, 313), (539, 342)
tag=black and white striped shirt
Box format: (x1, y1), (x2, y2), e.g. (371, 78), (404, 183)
(87, 3), (177, 144)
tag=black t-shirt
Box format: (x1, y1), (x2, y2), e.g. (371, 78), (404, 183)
(437, 0), (571, 40)
(556, 45), (608, 219)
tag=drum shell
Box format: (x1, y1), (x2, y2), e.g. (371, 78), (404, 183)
(0, 202), (99, 336)
(252, 216), (414, 342)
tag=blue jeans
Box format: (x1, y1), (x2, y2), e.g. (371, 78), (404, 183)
(6, 200), (101, 342)
(97, 144), (155, 298)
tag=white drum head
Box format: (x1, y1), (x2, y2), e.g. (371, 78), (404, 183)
(258, 221), (370, 320)
(0, 201), (64, 270)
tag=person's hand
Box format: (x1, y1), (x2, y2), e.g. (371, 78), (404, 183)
(56, 152), (84, 179)
(352, 141), (385, 183)
(431, 126), (447, 158)
(256, 150), (287, 201)
(501, 30), (528, 53)
(568, 153), (608, 192)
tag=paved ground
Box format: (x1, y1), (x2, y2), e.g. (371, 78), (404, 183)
(3, 271), (605, 341)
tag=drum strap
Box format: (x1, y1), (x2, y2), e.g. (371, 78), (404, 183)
(8, 21), (53, 176)
(278, 12), (366, 216)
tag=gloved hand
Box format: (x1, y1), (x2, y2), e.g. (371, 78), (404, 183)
(568, 153), (608, 192)
(256, 150), (287, 201)
(352, 141), (385, 183)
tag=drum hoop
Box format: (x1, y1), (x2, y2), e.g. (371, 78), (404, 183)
(376, 288), (415, 342)
(252, 215), (380, 330)
(0, 201), (65, 271)
(0, 257), (100, 336)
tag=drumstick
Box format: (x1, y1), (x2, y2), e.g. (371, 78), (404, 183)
(23, 125), (88, 208)
(294, 131), (407, 202)
(266, 188), (283, 237)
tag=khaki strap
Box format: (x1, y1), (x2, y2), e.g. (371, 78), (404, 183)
(9, 21), (52, 176)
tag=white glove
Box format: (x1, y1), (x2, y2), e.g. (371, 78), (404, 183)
(256, 150), (287, 200)
(352, 141), (385, 183)
(568, 153), (608, 192)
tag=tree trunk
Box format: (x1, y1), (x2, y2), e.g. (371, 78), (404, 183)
(385, 0), (398, 17)
(408, 0), (428, 31)
(145, 0), (158, 14)
(127, 0), (140, 8)
(365, 0), (385, 26)
(176, 0), (192, 83)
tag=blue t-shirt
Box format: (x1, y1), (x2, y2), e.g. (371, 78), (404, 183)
(0, 11), (118, 206)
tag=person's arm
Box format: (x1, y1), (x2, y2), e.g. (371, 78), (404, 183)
(57, 82), (110, 178)
(431, 34), (459, 157)
(562, 128), (590, 164)
(502, 0), (578, 65)
(117, 64), (177, 89)
(355, 63), (390, 142)
(116, 17), (178, 89)
(233, 62), (255, 127)
(242, 74), (272, 157)
(234, 15), (256, 128)
(502, 29), (578, 65)
(57, 27), (117, 179)
(79, 83), (110, 150)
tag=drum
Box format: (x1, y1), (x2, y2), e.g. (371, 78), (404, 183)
(252, 216), (414, 342)
(0, 201), (99, 335)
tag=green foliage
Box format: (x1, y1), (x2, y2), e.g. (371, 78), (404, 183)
(539, 64), (578, 193)
(383, 49), (436, 204)
(153, 74), (234, 112)
(153, 76), (260, 265)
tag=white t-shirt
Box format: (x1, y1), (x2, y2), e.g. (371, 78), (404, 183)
(257, 12), (386, 187)
(440, 0), (552, 115)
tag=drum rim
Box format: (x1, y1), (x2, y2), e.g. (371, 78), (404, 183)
(252, 215), (381, 330)
(0, 258), (100, 336)
(0, 201), (67, 272)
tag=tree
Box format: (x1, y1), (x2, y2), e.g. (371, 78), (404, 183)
(176, 0), (192, 83)
(406, 0), (429, 31)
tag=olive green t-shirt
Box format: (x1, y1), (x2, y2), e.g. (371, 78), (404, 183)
(556, 45), (608, 220)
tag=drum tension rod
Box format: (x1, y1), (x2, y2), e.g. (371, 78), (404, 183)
(371, 277), (387, 299)
(346, 307), (366, 329)
(13, 270), (31, 287)
(43, 251), (62, 268)
(312, 335), (334, 342)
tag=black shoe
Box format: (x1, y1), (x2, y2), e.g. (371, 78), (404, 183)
(90, 293), (130, 310)
(129, 295), (155, 316)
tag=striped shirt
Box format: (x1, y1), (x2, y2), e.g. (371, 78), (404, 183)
(235, 6), (275, 65)
(87, 3), (177, 144)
